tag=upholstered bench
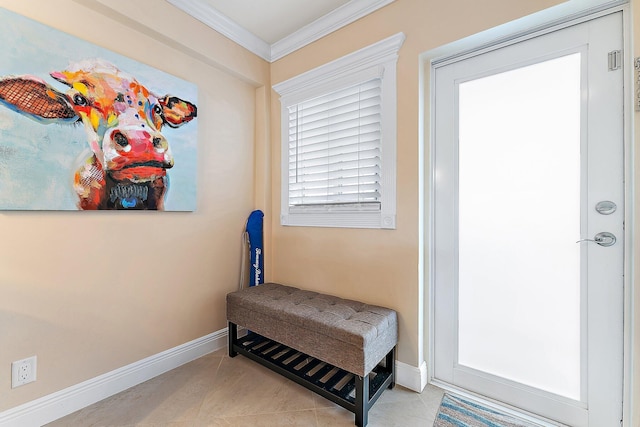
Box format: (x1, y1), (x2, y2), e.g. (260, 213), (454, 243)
(226, 282), (398, 427)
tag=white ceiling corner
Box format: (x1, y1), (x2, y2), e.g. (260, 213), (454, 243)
(164, 0), (271, 61)
(164, 0), (396, 62)
(270, 0), (396, 61)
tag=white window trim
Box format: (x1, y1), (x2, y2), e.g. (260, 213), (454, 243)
(274, 32), (405, 229)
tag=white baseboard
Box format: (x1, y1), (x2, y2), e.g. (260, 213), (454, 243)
(0, 330), (427, 426)
(395, 360), (428, 392)
(0, 329), (227, 427)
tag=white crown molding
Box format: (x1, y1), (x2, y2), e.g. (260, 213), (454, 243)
(273, 32), (405, 100)
(0, 329), (227, 427)
(165, 0), (395, 63)
(164, 0), (271, 61)
(270, 0), (396, 62)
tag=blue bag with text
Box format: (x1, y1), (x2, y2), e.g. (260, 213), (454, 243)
(246, 210), (264, 286)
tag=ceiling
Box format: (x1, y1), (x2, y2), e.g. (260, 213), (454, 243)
(204, 0), (352, 45)
(165, 0), (395, 62)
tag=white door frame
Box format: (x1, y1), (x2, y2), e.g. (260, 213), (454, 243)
(418, 2), (634, 425)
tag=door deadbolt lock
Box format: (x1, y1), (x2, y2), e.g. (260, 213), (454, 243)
(576, 231), (616, 247)
(595, 201), (617, 215)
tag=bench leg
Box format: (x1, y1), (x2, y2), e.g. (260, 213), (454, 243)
(386, 347), (396, 389)
(228, 322), (238, 357)
(355, 374), (370, 427)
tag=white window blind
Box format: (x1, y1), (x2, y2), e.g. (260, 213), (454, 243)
(274, 32), (404, 228)
(288, 78), (382, 210)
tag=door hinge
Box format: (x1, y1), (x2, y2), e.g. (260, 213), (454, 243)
(608, 50), (622, 71)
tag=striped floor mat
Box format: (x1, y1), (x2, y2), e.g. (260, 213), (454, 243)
(434, 394), (539, 427)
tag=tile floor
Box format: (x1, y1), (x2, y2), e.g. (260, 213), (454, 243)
(46, 348), (445, 426)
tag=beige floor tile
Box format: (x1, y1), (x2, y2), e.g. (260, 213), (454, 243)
(45, 347), (444, 427)
(46, 354), (223, 427)
(419, 383), (446, 419)
(209, 348), (228, 358)
(368, 398), (433, 427)
(196, 409), (318, 427)
(196, 355), (316, 419)
(315, 406), (356, 427)
(128, 422), (190, 427)
(375, 384), (422, 405)
(311, 392), (341, 409)
(132, 355), (223, 424)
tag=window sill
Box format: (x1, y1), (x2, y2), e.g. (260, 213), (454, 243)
(281, 211), (396, 229)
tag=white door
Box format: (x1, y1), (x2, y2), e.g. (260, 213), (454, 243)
(432, 12), (623, 427)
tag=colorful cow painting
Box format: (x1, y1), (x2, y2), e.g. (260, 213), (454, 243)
(0, 60), (197, 210)
(0, 7), (198, 211)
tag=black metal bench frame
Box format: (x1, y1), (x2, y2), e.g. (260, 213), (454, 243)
(228, 322), (395, 427)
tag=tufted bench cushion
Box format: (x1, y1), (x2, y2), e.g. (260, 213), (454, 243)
(226, 282), (398, 377)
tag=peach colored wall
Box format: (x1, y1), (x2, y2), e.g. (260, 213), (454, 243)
(270, 0), (565, 369)
(1, 0), (638, 423)
(0, 0), (269, 411)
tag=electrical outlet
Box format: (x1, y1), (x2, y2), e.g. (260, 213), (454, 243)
(11, 356), (37, 388)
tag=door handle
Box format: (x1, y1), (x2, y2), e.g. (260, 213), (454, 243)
(576, 232), (616, 247)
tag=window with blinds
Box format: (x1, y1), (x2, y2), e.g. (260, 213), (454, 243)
(287, 79), (382, 211)
(274, 32), (403, 228)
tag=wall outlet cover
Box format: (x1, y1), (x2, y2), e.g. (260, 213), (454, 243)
(12, 356), (37, 388)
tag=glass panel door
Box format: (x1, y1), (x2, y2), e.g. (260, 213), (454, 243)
(432, 12), (624, 427)
(457, 53), (582, 400)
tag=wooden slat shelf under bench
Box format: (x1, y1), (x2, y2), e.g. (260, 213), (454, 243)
(228, 323), (395, 426)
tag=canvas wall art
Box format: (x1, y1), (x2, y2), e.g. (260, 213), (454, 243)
(0, 7), (198, 211)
